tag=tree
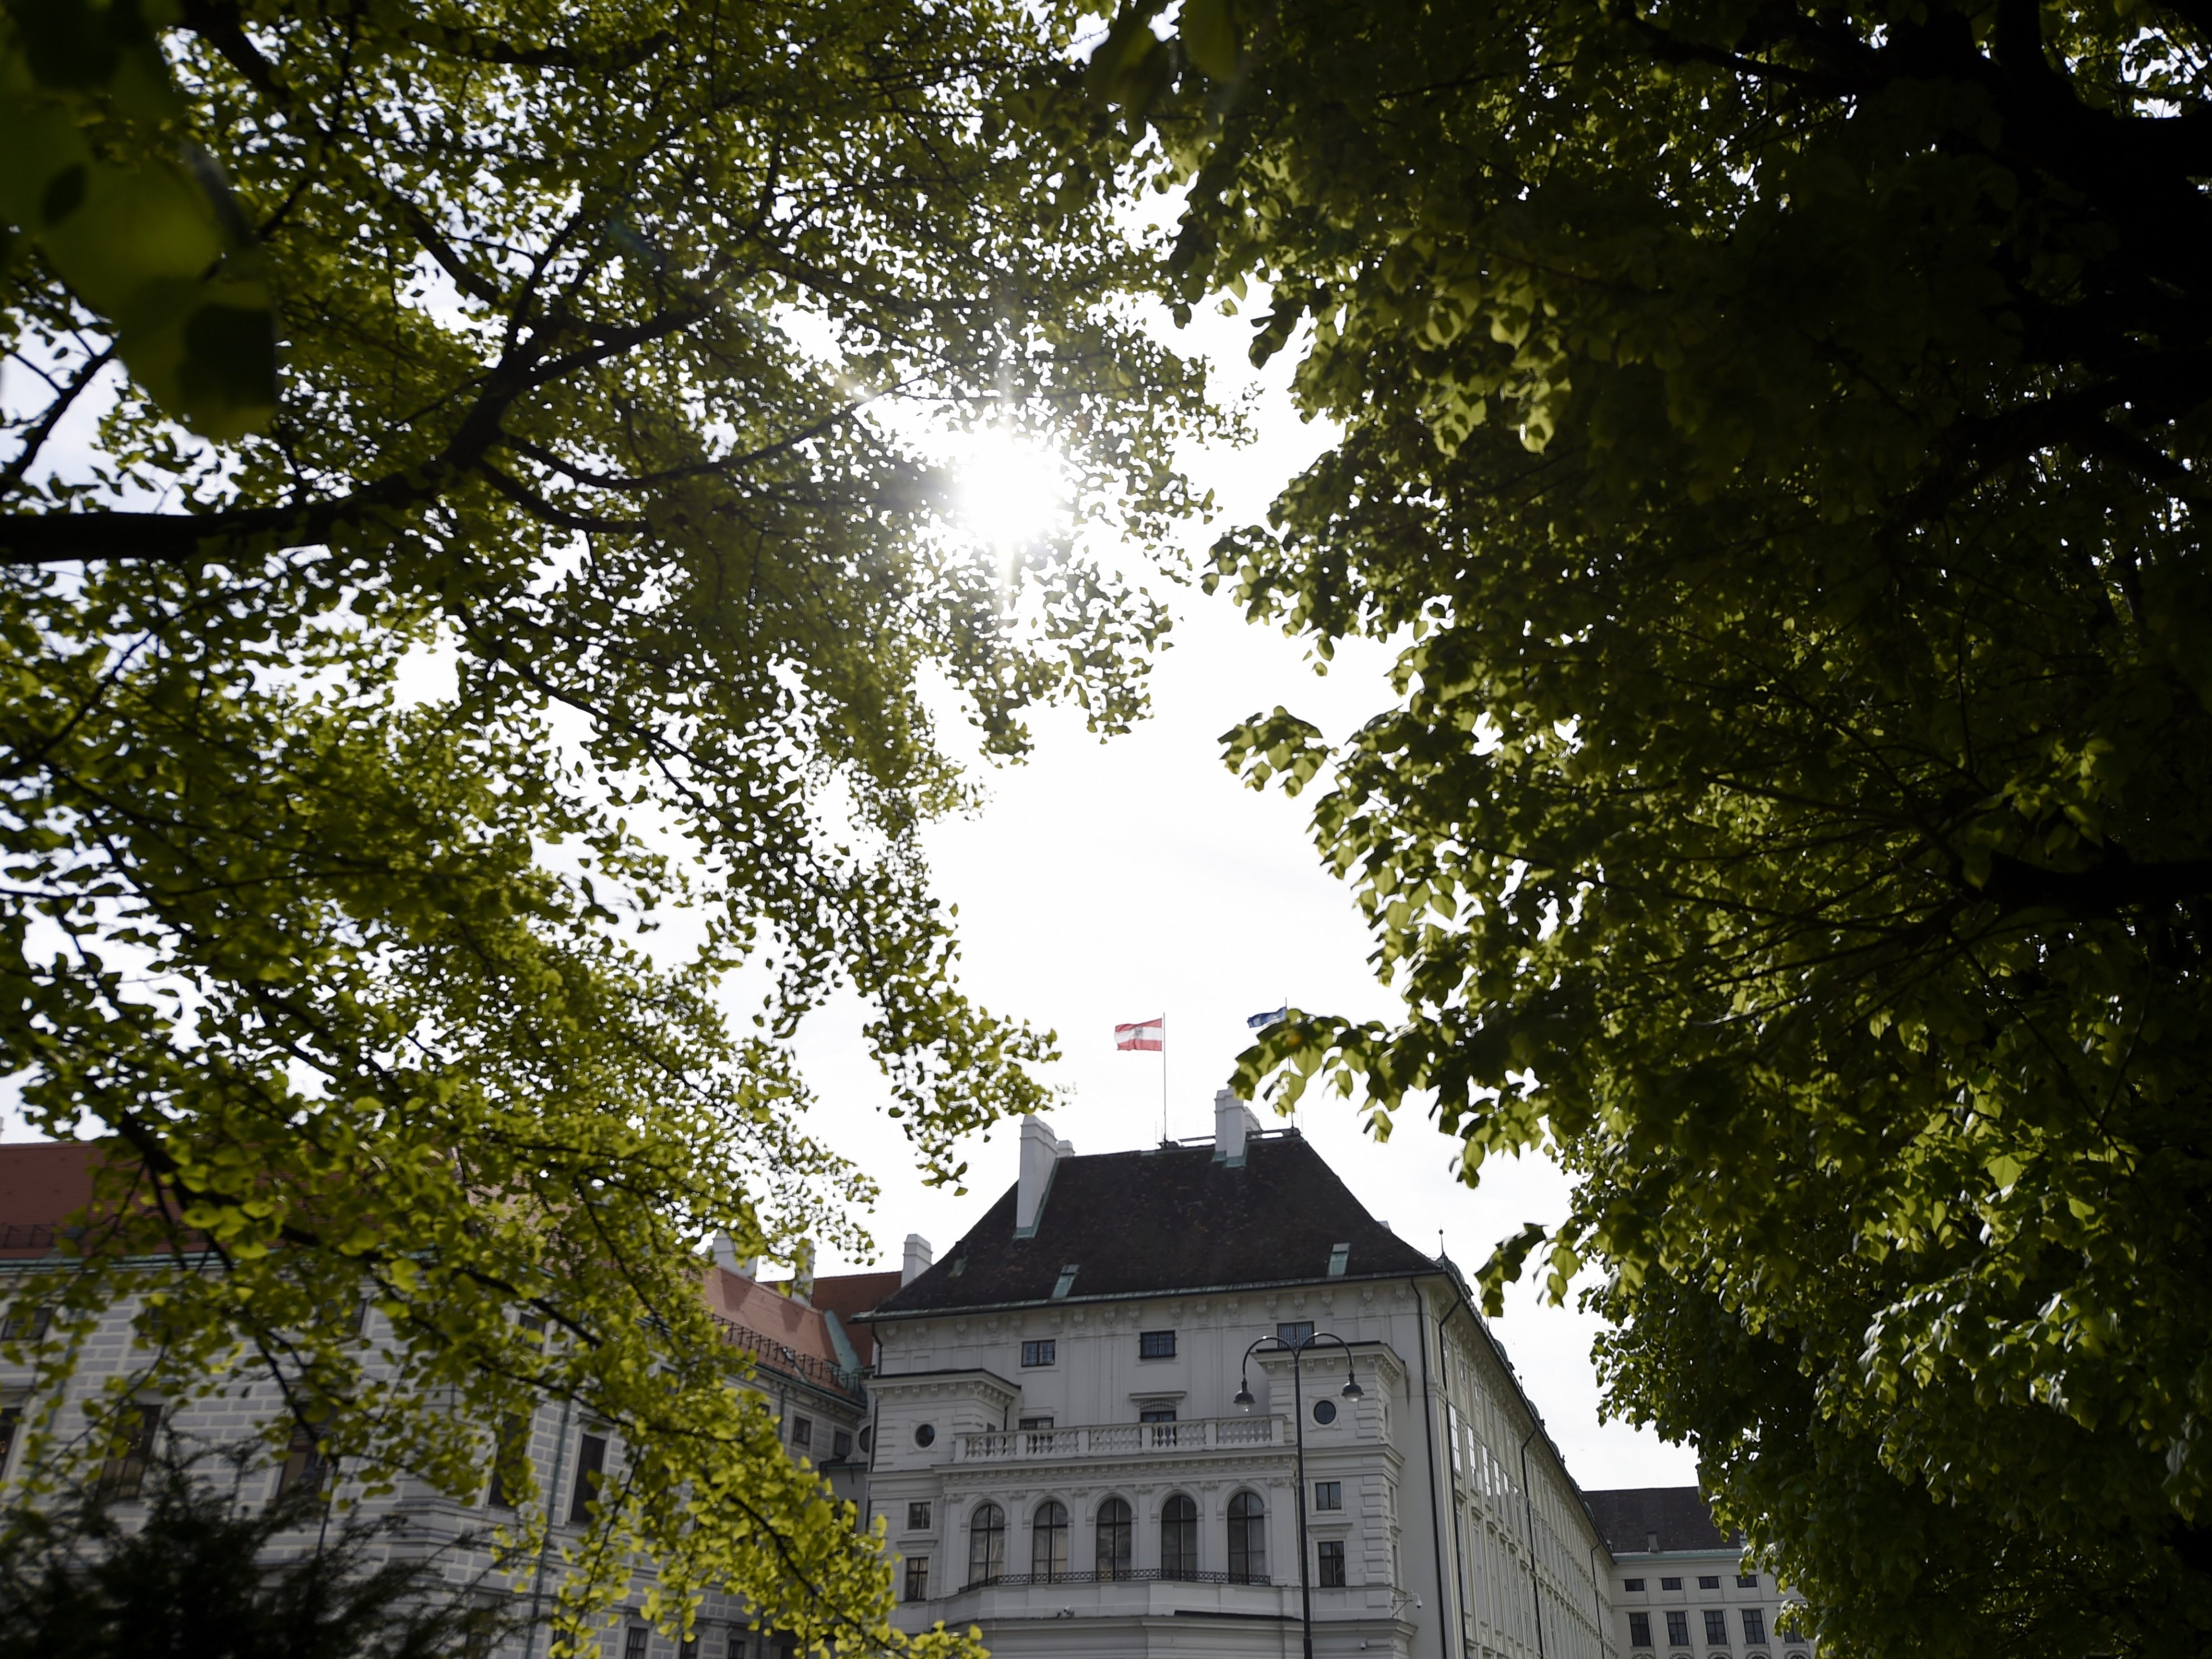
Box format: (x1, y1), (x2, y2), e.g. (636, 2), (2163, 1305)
(0, 1), (1204, 1651)
(1099, 0), (2212, 1652)
(0, 1447), (514, 1659)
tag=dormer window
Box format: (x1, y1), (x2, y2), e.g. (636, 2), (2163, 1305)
(1326, 1243), (1350, 1277)
(1050, 1264), (1079, 1300)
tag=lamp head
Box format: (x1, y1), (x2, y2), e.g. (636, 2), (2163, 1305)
(1341, 1373), (1364, 1401)
(1234, 1380), (1255, 1412)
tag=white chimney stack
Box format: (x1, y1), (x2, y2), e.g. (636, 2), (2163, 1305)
(1214, 1088), (1263, 1166)
(902, 1233), (934, 1285)
(1016, 1115), (1065, 1238)
(791, 1240), (815, 1305)
(711, 1233), (757, 1279)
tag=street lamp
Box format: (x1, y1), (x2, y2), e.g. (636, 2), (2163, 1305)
(1236, 1331), (1363, 1659)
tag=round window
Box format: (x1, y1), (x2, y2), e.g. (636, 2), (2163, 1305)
(1311, 1398), (1338, 1425)
(914, 1423), (936, 1448)
(857, 1427), (872, 1454)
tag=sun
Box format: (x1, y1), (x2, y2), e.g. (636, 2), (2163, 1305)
(950, 425), (1071, 554)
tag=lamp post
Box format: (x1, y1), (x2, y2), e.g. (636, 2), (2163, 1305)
(1235, 1331), (1363, 1659)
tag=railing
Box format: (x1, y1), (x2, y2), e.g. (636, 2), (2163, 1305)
(711, 1314), (863, 1400)
(0, 1225), (54, 1250)
(962, 1568), (1272, 1592)
(957, 1416), (1284, 1461)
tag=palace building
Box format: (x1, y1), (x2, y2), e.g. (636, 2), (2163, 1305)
(0, 1102), (1813, 1659)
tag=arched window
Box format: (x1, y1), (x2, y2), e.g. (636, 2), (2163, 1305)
(1031, 1500), (1070, 1580)
(1160, 1494), (1198, 1579)
(967, 1503), (1005, 1587)
(1096, 1497), (1133, 1579)
(1227, 1490), (1267, 1582)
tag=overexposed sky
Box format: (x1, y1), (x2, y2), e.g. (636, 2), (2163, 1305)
(797, 303), (1700, 1493)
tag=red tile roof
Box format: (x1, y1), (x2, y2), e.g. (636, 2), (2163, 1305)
(805, 1270), (903, 1365)
(0, 1141), (103, 1258)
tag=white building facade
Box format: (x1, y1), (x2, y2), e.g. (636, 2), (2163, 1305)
(857, 1097), (1618, 1659)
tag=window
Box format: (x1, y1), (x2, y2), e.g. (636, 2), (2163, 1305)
(1050, 1264), (1079, 1300)
(1661, 1577), (1683, 1591)
(1316, 1539), (1346, 1587)
(787, 1416), (812, 1449)
(0, 1406), (18, 1475)
(1278, 1321), (1315, 1347)
(1227, 1491), (1267, 1582)
(568, 1432), (607, 1524)
(907, 1500), (932, 1530)
(967, 1503), (1005, 1587)
(1326, 1242), (1350, 1277)
(0, 1303), (50, 1342)
(277, 1421), (329, 1502)
(1742, 1610), (1767, 1647)
(1160, 1494), (1198, 1578)
(484, 1412), (529, 1509)
(1138, 1330), (1176, 1359)
(623, 1628), (649, 1659)
(1629, 1612), (1652, 1648)
(1666, 1612), (1691, 1647)
(1699, 1575), (1721, 1590)
(1018, 1416), (1054, 1431)
(1314, 1480), (1342, 1511)
(913, 1423), (935, 1447)
(1021, 1340), (1056, 1367)
(1096, 1497), (1132, 1579)
(831, 1429), (852, 1459)
(681, 1637), (698, 1659)
(857, 1426), (872, 1453)
(1139, 1405), (1177, 1423)
(1031, 1500), (1069, 1580)
(902, 1557), (929, 1602)
(1624, 1579), (1646, 1591)
(99, 1403), (160, 1499)
(1704, 1610), (1730, 1644)
(724, 1633), (746, 1659)
(1737, 1574), (1760, 1589)
(1311, 1398), (1338, 1425)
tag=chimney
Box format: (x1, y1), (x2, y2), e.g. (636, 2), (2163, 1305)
(902, 1233), (934, 1286)
(711, 1233), (757, 1279)
(1015, 1115), (1064, 1238)
(791, 1240), (815, 1306)
(1213, 1088), (1264, 1166)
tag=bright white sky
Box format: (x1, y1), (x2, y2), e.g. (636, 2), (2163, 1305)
(799, 302), (1700, 1493)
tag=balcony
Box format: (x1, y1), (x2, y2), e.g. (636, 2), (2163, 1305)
(955, 1416), (1285, 1462)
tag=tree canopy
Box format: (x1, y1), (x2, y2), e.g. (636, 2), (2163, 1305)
(1107, 0), (2212, 1651)
(0, 0), (1202, 1651)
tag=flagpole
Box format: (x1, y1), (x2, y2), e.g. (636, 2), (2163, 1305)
(1161, 1017), (1169, 1144)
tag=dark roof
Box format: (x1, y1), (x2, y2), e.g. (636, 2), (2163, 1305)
(864, 1131), (1435, 1318)
(1584, 1487), (1741, 1554)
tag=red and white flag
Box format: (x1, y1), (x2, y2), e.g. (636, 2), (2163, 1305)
(1114, 1016), (1165, 1052)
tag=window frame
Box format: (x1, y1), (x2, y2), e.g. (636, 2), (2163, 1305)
(1313, 1479), (1342, 1511)
(568, 1431), (608, 1525)
(1031, 1499), (1070, 1580)
(1138, 1329), (1177, 1360)
(1159, 1493), (1198, 1578)
(1629, 1611), (1652, 1648)
(1666, 1611), (1691, 1647)
(1741, 1609), (1767, 1647)
(1020, 1339), (1056, 1368)
(1316, 1538), (1347, 1588)
(99, 1402), (161, 1500)
(1095, 1496), (1133, 1579)
(1277, 1320), (1315, 1347)
(901, 1556), (929, 1603)
(1704, 1609), (1731, 1645)
(966, 1502), (1006, 1587)
(1227, 1490), (1267, 1583)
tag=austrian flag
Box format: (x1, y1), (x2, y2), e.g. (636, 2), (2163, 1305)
(1114, 1017), (1165, 1052)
